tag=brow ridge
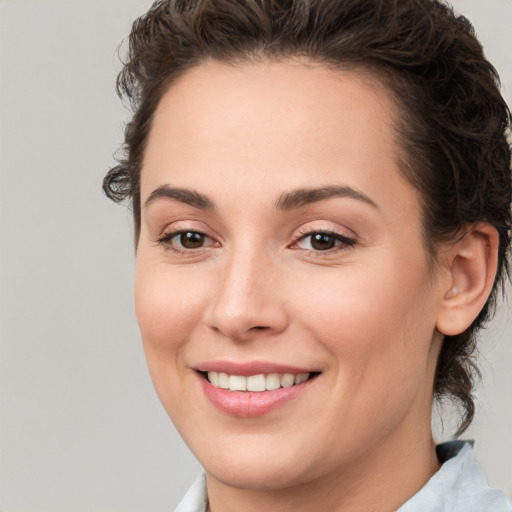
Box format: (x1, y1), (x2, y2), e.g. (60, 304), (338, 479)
(144, 185), (215, 211)
(276, 185), (378, 210)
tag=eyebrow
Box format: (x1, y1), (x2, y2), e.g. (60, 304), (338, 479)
(144, 185), (215, 211)
(275, 185), (378, 210)
(143, 184), (378, 212)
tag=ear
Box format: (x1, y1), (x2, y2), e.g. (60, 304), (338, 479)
(436, 223), (499, 336)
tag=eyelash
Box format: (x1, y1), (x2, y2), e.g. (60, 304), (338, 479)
(292, 229), (357, 254)
(155, 230), (218, 255)
(155, 228), (356, 256)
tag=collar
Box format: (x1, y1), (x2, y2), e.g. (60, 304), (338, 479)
(174, 442), (512, 512)
(398, 441), (512, 511)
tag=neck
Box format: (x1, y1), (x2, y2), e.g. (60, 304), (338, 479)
(206, 425), (440, 512)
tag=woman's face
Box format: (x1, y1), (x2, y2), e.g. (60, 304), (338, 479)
(135, 60), (447, 489)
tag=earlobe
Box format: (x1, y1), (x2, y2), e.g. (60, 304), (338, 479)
(436, 223), (499, 336)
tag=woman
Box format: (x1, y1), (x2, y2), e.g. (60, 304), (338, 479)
(104, 0), (512, 510)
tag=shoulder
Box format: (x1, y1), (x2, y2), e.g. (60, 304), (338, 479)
(399, 442), (512, 512)
(173, 472), (208, 512)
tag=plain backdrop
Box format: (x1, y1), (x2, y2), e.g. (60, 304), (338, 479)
(0, 0), (510, 510)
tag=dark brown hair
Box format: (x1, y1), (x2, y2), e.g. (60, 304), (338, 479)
(104, 0), (512, 435)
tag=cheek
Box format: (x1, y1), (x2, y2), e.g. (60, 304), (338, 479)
(133, 261), (215, 429)
(296, 260), (437, 395)
(297, 262), (426, 335)
(133, 261), (209, 394)
(135, 262), (204, 343)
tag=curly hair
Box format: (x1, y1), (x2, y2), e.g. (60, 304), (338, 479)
(104, 0), (512, 435)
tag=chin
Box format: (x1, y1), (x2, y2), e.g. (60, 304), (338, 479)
(204, 454), (313, 491)
(182, 426), (330, 491)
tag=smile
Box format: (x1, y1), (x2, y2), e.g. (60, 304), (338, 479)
(206, 372), (311, 392)
(197, 367), (320, 417)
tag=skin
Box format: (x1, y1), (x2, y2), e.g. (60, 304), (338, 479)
(134, 59), (495, 511)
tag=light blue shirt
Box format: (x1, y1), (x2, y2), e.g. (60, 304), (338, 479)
(174, 442), (512, 511)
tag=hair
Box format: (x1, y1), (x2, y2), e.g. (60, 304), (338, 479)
(104, 0), (512, 436)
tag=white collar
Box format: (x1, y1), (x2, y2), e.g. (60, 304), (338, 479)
(174, 442), (512, 512)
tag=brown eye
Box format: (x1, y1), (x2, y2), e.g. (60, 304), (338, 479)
(310, 233), (337, 250)
(156, 229), (217, 252)
(180, 231), (205, 249)
(295, 231), (356, 252)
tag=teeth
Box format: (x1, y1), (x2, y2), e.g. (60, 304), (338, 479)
(247, 374), (266, 392)
(228, 375), (247, 391)
(208, 371), (219, 387)
(266, 373), (281, 390)
(280, 374), (295, 388)
(218, 372), (229, 389)
(206, 371), (312, 392)
(295, 373), (309, 385)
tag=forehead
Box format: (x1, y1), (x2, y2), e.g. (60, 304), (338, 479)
(141, 58), (417, 220)
(148, 59), (397, 156)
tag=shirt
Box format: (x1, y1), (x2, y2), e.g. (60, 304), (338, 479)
(174, 442), (512, 511)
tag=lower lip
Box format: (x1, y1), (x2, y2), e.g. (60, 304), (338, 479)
(199, 376), (314, 417)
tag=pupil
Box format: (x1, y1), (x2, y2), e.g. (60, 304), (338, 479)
(180, 232), (204, 249)
(311, 233), (335, 250)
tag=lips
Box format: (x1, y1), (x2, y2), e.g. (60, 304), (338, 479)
(195, 361), (319, 417)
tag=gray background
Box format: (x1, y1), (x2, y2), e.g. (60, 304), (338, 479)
(0, 0), (510, 510)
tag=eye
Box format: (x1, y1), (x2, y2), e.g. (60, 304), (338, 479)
(176, 231), (206, 249)
(294, 231), (356, 252)
(156, 230), (218, 252)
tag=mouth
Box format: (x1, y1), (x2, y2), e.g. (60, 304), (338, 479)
(199, 371), (320, 392)
(196, 367), (321, 417)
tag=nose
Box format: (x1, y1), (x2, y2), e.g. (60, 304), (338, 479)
(204, 248), (289, 342)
